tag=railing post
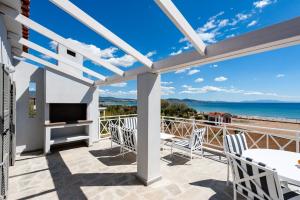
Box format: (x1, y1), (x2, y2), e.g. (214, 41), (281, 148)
(118, 116), (121, 129)
(192, 118), (195, 131)
(296, 132), (300, 153)
(223, 125), (227, 149)
(266, 134), (269, 149)
(98, 117), (101, 139)
(161, 116), (164, 133)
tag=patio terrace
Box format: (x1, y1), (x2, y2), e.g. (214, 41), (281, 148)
(9, 139), (234, 200)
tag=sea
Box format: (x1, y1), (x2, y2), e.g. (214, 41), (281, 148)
(101, 101), (300, 120)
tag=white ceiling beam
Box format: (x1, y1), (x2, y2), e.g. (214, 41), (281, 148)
(14, 37), (106, 81)
(49, 0), (153, 68)
(0, 3), (124, 76)
(17, 52), (94, 85)
(95, 16), (300, 86)
(155, 0), (206, 55)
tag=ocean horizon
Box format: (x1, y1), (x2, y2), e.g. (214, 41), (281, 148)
(100, 100), (300, 120)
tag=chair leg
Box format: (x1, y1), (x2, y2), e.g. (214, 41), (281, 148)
(111, 140), (113, 149)
(233, 185), (237, 200)
(226, 162), (230, 185)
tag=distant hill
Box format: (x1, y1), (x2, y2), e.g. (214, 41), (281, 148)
(99, 97), (293, 104)
(99, 97), (136, 102)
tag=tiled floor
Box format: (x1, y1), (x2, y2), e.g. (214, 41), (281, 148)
(8, 139), (238, 200)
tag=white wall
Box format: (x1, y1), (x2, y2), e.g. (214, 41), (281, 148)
(14, 62), (45, 153)
(45, 68), (94, 103)
(0, 15), (12, 67)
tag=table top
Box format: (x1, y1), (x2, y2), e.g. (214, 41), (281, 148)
(160, 132), (175, 140)
(242, 149), (300, 186)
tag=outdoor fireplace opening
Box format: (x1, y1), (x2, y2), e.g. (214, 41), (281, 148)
(49, 103), (87, 123)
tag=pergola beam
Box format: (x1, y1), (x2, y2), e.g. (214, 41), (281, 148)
(14, 37), (106, 81)
(50, 0), (153, 68)
(155, 0), (206, 55)
(95, 16), (300, 86)
(0, 3), (124, 76)
(16, 52), (94, 85)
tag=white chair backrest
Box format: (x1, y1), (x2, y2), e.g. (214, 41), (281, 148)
(224, 133), (248, 154)
(123, 117), (137, 130)
(227, 153), (283, 200)
(190, 128), (205, 150)
(108, 122), (122, 145)
(120, 127), (137, 152)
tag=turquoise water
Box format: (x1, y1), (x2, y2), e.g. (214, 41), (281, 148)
(186, 102), (300, 120)
(101, 101), (300, 120)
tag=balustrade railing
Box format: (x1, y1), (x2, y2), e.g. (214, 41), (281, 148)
(99, 115), (300, 153)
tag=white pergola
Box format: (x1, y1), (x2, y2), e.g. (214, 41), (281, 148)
(1, 0), (300, 185)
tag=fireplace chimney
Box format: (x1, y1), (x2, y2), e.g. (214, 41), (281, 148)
(57, 43), (83, 76)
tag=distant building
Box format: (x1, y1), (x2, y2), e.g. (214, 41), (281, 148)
(208, 112), (232, 125)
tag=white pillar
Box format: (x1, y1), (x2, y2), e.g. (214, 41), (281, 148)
(137, 72), (161, 185)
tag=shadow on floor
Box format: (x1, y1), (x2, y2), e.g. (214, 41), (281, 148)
(190, 179), (243, 200)
(13, 145), (142, 200)
(89, 146), (136, 166)
(162, 152), (191, 166)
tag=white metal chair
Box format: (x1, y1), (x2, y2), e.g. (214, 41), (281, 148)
(224, 133), (248, 184)
(226, 153), (300, 200)
(171, 128), (206, 160)
(108, 122), (123, 153)
(123, 117), (137, 130)
(120, 126), (137, 155)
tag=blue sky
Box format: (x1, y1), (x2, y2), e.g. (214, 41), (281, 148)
(28, 0), (300, 102)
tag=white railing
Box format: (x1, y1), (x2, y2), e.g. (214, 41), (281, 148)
(99, 115), (300, 153)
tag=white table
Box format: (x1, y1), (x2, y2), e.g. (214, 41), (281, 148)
(242, 149), (300, 186)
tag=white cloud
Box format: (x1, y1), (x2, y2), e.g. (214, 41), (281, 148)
(197, 32), (218, 43)
(210, 64), (218, 68)
(180, 85), (225, 94)
(41, 54), (52, 60)
(161, 81), (173, 85)
(162, 86), (175, 96)
(170, 49), (183, 56)
(49, 41), (58, 50)
(236, 13), (251, 21)
(243, 91), (278, 97)
(247, 20), (258, 27)
(188, 69), (200, 75)
(145, 51), (157, 58)
(106, 54), (136, 67)
(99, 89), (137, 97)
(218, 19), (229, 28)
(253, 0), (272, 8)
(195, 78), (204, 83)
(110, 82), (127, 87)
(180, 85), (279, 97)
(276, 74), (285, 78)
(214, 76), (228, 82)
(199, 19), (217, 33)
(226, 34), (235, 38)
(175, 68), (190, 74)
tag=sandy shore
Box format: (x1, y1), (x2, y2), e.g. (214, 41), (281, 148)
(232, 117), (300, 137)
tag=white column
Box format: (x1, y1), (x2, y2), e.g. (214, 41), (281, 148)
(137, 72), (161, 185)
